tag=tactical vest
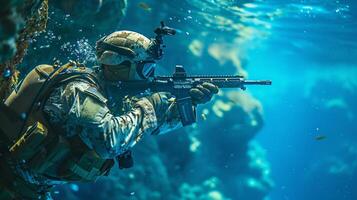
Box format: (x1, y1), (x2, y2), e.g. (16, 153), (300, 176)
(0, 62), (114, 198)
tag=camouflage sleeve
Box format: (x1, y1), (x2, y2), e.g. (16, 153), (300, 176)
(126, 93), (183, 136)
(43, 81), (158, 159)
(154, 102), (183, 135)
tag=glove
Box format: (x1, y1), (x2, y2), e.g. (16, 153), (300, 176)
(145, 92), (178, 124)
(189, 82), (219, 105)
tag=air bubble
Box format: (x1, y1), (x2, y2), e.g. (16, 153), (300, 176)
(2, 68), (11, 78)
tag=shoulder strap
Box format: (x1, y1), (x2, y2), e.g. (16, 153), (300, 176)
(25, 63), (102, 134)
(15, 62), (76, 138)
(2, 62), (101, 146)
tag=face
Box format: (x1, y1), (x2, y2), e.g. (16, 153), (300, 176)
(103, 60), (156, 81)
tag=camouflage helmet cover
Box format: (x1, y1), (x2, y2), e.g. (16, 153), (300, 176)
(96, 31), (154, 65)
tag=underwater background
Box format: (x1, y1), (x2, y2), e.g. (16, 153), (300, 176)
(1, 0), (357, 199)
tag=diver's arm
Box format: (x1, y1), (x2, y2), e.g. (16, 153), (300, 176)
(152, 101), (183, 135)
(43, 81), (159, 159)
(75, 96), (159, 159)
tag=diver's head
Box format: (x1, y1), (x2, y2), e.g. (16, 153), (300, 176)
(95, 31), (157, 81)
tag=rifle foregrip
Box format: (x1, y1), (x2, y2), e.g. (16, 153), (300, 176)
(176, 97), (196, 126)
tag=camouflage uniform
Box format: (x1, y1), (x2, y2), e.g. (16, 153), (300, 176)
(0, 30), (217, 199)
(43, 69), (182, 159)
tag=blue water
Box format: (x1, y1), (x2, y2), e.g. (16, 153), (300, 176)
(19, 0), (357, 199)
(152, 0), (357, 199)
(96, 0), (357, 199)
(245, 1), (357, 199)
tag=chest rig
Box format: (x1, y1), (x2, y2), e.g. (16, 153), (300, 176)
(0, 62), (117, 198)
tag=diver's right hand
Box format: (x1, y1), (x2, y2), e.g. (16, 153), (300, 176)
(144, 92), (177, 124)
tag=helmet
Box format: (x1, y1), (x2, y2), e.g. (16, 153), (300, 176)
(96, 31), (157, 79)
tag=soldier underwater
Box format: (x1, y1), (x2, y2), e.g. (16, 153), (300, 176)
(0, 24), (219, 199)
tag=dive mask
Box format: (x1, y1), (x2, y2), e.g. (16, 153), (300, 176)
(135, 61), (156, 79)
(111, 60), (156, 80)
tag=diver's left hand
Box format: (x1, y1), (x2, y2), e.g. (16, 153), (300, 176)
(189, 82), (219, 105)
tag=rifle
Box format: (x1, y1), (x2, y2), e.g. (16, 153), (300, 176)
(118, 65), (272, 126)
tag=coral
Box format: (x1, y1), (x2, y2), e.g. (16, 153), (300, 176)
(0, 0), (48, 100)
(156, 91), (272, 200)
(204, 91), (264, 143)
(188, 39), (204, 57)
(179, 177), (230, 200)
(190, 92), (272, 199)
(234, 142), (274, 200)
(208, 42), (247, 76)
(22, 0), (128, 68)
(0, 0), (127, 100)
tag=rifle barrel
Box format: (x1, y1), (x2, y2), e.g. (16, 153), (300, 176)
(208, 79), (271, 89)
(243, 80), (272, 85)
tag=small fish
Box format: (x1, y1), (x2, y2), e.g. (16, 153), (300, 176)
(69, 183), (79, 192)
(315, 135), (327, 141)
(201, 113), (207, 121)
(138, 2), (152, 12)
